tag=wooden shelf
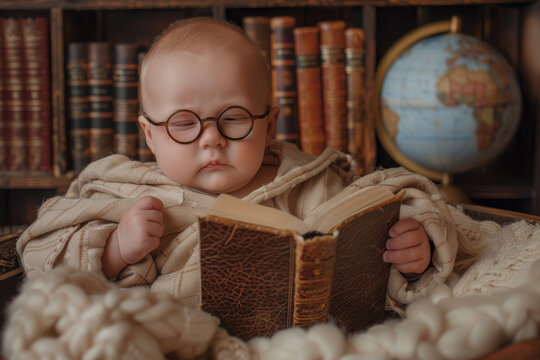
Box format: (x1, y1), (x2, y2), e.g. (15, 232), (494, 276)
(0, 0), (534, 10)
(0, 173), (73, 191)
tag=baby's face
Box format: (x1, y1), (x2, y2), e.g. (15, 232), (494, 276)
(139, 47), (274, 195)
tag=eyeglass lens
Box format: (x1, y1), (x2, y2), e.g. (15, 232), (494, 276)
(167, 107), (253, 143)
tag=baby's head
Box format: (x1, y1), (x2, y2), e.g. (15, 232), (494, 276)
(139, 17), (278, 196)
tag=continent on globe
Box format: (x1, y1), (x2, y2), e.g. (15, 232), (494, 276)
(378, 32), (521, 174)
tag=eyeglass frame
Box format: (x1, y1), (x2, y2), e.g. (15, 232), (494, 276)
(142, 105), (272, 144)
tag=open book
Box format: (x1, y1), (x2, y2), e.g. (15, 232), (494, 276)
(198, 185), (404, 340)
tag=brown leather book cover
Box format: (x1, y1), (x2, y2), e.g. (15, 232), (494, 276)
(243, 16), (271, 69)
(113, 43), (139, 159)
(199, 188), (402, 341)
(21, 17), (51, 172)
(67, 42), (91, 173)
(345, 28), (367, 174)
(270, 16), (299, 145)
(88, 42), (113, 161)
(294, 27), (325, 156)
(2, 18), (26, 171)
(319, 21), (347, 152)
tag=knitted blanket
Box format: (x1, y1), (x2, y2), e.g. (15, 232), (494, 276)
(3, 212), (540, 360)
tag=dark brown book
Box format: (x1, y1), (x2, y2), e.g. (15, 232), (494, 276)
(113, 43), (139, 159)
(67, 42), (91, 173)
(199, 186), (403, 340)
(88, 42), (113, 161)
(0, 24), (6, 171)
(319, 21), (347, 152)
(294, 27), (325, 156)
(2, 18), (26, 171)
(243, 16), (271, 69)
(345, 28), (367, 174)
(270, 16), (299, 145)
(136, 51), (154, 162)
(21, 17), (51, 172)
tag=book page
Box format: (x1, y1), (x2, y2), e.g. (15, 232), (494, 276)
(207, 194), (310, 234)
(306, 186), (396, 233)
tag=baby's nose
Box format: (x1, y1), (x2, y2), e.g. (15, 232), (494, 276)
(199, 119), (226, 147)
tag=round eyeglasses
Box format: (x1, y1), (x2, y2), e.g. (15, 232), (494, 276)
(142, 106), (271, 144)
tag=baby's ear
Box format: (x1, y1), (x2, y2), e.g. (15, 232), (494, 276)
(265, 105), (279, 146)
(138, 115), (156, 154)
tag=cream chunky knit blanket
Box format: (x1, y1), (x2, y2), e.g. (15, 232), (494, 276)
(3, 208), (540, 360)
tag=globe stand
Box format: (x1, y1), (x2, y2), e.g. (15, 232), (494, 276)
(440, 173), (470, 204)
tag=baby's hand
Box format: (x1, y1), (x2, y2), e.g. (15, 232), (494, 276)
(383, 218), (431, 275)
(116, 196), (164, 264)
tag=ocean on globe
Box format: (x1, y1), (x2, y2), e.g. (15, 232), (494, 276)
(379, 33), (522, 174)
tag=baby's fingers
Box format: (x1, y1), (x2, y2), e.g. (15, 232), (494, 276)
(393, 259), (429, 275)
(383, 245), (426, 265)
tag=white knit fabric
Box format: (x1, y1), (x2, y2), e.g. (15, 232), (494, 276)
(3, 214), (540, 360)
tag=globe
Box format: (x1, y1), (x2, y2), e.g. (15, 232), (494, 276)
(376, 19), (522, 181)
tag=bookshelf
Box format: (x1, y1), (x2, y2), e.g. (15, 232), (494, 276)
(0, 0), (539, 228)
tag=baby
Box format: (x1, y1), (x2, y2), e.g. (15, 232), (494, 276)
(18, 17), (456, 310)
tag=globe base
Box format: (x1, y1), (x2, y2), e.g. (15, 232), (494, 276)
(440, 184), (470, 204)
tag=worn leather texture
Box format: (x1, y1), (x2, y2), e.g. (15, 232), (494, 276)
(199, 196), (400, 340)
(329, 199), (399, 332)
(199, 218), (296, 340)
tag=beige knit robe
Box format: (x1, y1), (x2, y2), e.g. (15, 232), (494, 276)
(17, 141), (459, 309)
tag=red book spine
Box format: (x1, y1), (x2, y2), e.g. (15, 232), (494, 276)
(2, 18), (26, 171)
(21, 17), (51, 172)
(0, 21), (6, 171)
(319, 21), (347, 152)
(345, 28), (367, 173)
(294, 27), (325, 156)
(271, 16), (299, 145)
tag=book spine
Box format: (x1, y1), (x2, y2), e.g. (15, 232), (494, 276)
(88, 42), (113, 161)
(21, 17), (51, 172)
(136, 51), (154, 162)
(0, 20), (6, 171)
(113, 43), (139, 159)
(67, 42), (91, 173)
(293, 233), (337, 328)
(2, 18), (26, 171)
(294, 27), (325, 156)
(270, 16), (299, 145)
(345, 28), (366, 173)
(243, 16), (271, 69)
(319, 21), (347, 152)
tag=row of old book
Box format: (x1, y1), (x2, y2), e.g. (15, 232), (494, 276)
(244, 16), (373, 173)
(0, 17), (51, 172)
(67, 42), (154, 173)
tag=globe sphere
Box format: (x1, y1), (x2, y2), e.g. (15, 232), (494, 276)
(377, 32), (521, 178)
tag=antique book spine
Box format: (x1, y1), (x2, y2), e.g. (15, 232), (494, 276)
(319, 21), (347, 152)
(294, 27), (325, 156)
(345, 28), (367, 174)
(293, 234), (337, 327)
(136, 51), (154, 162)
(21, 17), (51, 172)
(67, 43), (91, 173)
(0, 22), (6, 171)
(242, 16), (271, 69)
(88, 42), (113, 161)
(113, 43), (139, 158)
(2, 18), (26, 171)
(270, 16), (299, 145)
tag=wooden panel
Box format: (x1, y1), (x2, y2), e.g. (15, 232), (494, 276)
(0, 0), (535, 11)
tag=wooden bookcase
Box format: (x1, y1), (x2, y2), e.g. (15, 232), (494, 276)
(0, 0), (539, 227)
